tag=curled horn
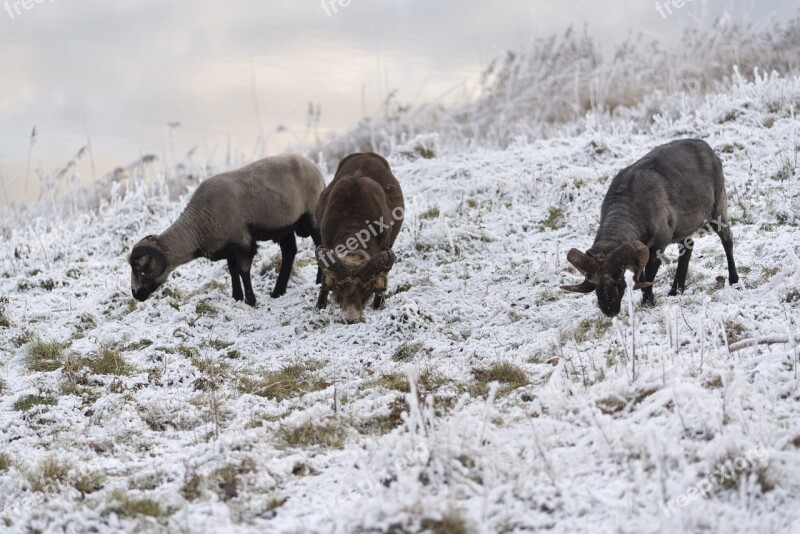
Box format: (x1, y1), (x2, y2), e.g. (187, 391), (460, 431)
(130, 239), (168, 277)
(357, 250), (396, 280)
(560, 280), (597, 294)
(566, 248), (599, 280)
(605, 241), (651, 289)
(315, 246), (350, 278)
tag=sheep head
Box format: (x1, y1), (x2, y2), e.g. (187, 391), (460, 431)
(561, 241), (652, 317)
(129, 236), (169, 302)
(316, 247), (395, 323)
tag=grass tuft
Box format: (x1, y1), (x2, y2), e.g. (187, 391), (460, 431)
(420, 510), (470, 534)
(110, 489), (175, 520)
(470, 361), (529, 397)
(364, 373), (409, 393)
(392, 342), (424, 362)
(275, 419), (349, 450)
(28, 456), (71, 492)
(0, 295), (9, 328)
(239, 364), (328, 401)
(26, 341), (65, 372)
(67, 347), (133, 376)
(13, 394), (56, 412)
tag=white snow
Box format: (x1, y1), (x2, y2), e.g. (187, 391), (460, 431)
(1, 72), (799, 533)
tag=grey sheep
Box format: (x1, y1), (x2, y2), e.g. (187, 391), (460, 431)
(561, 139), (739, 317)
(129, 154), (325, 307)
(315, 153), (405, 323)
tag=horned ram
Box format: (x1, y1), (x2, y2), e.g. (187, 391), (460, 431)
(561, 139), (739, 317)
(315, 153), (405, 323)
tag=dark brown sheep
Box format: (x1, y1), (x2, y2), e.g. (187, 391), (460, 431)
(315, 153), (405, 323)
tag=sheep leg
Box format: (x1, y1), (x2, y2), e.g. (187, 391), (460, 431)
(714, 224), (739, 285)
(272, 234), (297, 298)
(227, 256), (244, 302)
(236, 250), (257, 307)
(316, 287), (329, 309)
(311, 228), (323, 284)
(372, 294), (384, 310)
(641, 248), (662, 307)
(669, 246), (692, 296)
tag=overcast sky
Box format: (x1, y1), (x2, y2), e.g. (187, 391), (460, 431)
(0, 0), (796, 203)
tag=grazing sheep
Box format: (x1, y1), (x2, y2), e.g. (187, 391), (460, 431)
(129, 154), (325, 307)
(314, 153), (404, 323)
(561, 139), (739, 317)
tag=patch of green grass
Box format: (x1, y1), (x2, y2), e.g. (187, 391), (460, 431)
(191, 356), (231, 391)
(470, 361), (529, 397)
(73, 472), (105, 495)
(28, 456), (71, 492)
(356, 397), (406, 436)
(60, 380), (101, 404)
(724, 319), (747, 344)
(597, 395), (627, 415)
(40, 279), (56, 291)
(211, 459), (256, 501)
(178, 344), (199, 358)
(758, 266), (780, 285)
(364, 373), (409, 393)
(0, 453), (9, 472)
(420, 206), (441, 220)
(126, 339), (153, 351)
(195, 301), (218, 316)
(67, 347), (133, 376)
(239, 364), (328, 401)
(540, 206), (566, 231)
(0, 296), (10, 328)
(418, 368), (449, 393)
(13, 394), (56, 412)
(204, 339), (234, 351)
(26, 341), (65, 372)
(392, 342), (423, 362)
(181, 473), (204, 502)
(275, 419), (349, 450)
(573, 318), (612, 343)
(267, 495), (289, 513)
(110, 489), (175, 520)
(12, 330), (34, 348)
(420, 511), (469, 534)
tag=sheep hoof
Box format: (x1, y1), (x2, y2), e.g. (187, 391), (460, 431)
(245, 298), (257, 307)
(641, 296), (656, 307)
(270, 290), (285, 299)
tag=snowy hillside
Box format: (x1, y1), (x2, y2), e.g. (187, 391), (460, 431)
(1, 72), (800, 533)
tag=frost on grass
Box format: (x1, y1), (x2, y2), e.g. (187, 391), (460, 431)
(1, 45), (800, 534)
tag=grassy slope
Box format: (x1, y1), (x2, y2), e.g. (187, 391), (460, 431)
(0, 73), (799, 533)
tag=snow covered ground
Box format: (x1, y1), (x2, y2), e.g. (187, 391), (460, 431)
(1, 72), (800, 533)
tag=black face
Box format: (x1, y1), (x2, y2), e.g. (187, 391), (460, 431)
(129, 245), (168, 302)
(131, 280), (162, 302)
(596, 276), (627, 317)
